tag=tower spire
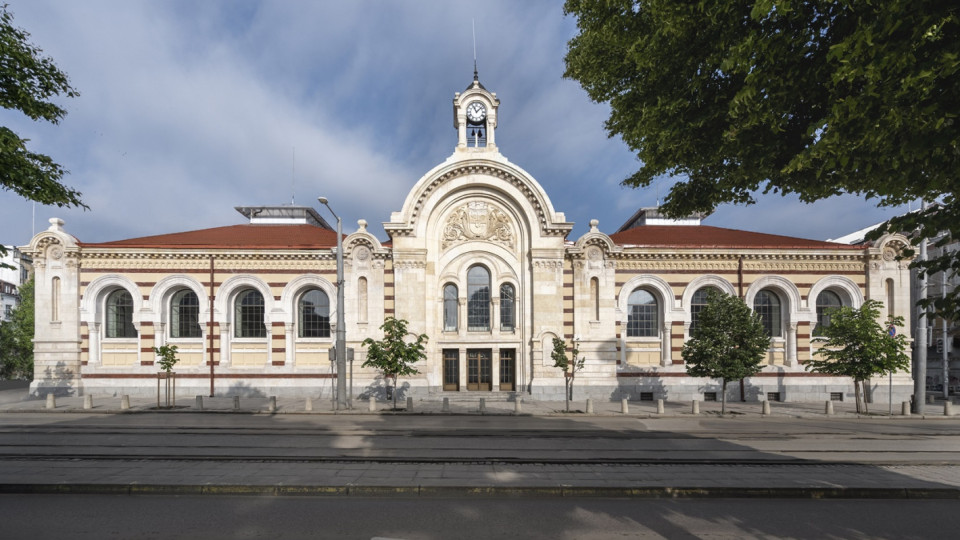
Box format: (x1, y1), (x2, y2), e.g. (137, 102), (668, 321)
(472, 18), (478, 82)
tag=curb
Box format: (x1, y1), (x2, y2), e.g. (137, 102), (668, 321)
(2, 483), (959, 499)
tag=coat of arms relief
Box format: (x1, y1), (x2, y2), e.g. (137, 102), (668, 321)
(442, 201), (514, 251)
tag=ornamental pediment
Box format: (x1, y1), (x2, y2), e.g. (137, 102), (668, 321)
(441, 201), (514, 251)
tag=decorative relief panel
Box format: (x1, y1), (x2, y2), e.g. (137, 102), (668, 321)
(441, 201), (514, 251)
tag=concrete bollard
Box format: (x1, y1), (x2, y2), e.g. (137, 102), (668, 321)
(621, 398), (629, 414)
(233, 396), (240, 410)
(657, 399), (665, 414)
(305, 397), (313, 412)
(121, 395), (130, 410)
(927, 394), (935, 404)
(268, 396), (277, 413)
(902, 401), (911, 416)
(945, 401), (953, 416)
(586, 398), (594, 414)
(369, 395), (376, 412)
(762, 400), (771, 416)
(406, 397), (413, 411)
(514, 399), (522, 414)
(45, 394), (56, 409)
(479, 398), (486, 413)
(195, 396), (203, 410)
(825, 400), (834, 415)
(442, 397), (450, 412)
(691, 400), (700, 415)
(83, 395), (93, 410)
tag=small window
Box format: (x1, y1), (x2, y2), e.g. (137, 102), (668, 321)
(500, 283), (515, 331)
(703, 392), (717, 402)
(814, 290), (843, 336)
(298, 289), (330, 338)
(591, 277), (600, 321)
(443, 284), (458, 331)
(753, 289), (782, 337)
(767, 392), (781, 402)
(234, 289), (266, 338)
(171, 289), (202, 338)
(106, 289), (137, 338)
(639, 392), (654, 402)
(830, 392), (844, 402)
(626, 288), (658, 337)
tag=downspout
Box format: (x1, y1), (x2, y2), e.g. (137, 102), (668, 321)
(737, 256), (744, 298)
(209, 255), (216, 397)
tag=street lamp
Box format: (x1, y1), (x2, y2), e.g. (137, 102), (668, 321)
(318, 196), (347, 410)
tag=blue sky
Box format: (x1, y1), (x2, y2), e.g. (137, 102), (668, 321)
(1, 0), (909, 246)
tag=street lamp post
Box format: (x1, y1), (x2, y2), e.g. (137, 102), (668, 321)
(318, 197), (347, 410)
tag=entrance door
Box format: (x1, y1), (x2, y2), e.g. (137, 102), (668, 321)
(499, 349), (515, 391)
(442, 349), (459, 391)
(467, 349), (492, 391)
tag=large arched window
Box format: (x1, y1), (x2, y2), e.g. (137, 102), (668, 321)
(443, 284), (458, 331)
(626, 288), (658, 338)
(753, 289), (782, 337)
(690, 287), (719, 331)
(500, 283), (515, 332)
(234, 289), (266, 338)
(467, 266), (491, 331)
(298, 289), (330, 338)
(814, 290), (843, 336)
(106, 289), (137, 338)
(171, 289), (202, 338)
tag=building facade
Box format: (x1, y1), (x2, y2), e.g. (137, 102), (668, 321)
(23, 77), (916, 403)
(1, 246), (32, 323)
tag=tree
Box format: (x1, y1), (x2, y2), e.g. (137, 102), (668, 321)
(153, 344), (180, 373)
(682, 290), (770, 414)
(805, 299), (910, 414)
(551, 336), (585, 412)
(564, 1), (960, 318)
(0, 277), (33, 380)
(1, 5), (84, 264)
(361, 317), (428, 410)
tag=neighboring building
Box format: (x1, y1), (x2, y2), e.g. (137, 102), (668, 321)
(22, 75), (916, 402)
(1, 246), (32, 322)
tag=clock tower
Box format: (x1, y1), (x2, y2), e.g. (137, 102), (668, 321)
(453, 69), (499, 150)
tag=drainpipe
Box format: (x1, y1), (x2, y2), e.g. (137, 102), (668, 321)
(209, 255), (216, 397)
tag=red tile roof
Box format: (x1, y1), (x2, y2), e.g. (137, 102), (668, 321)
(608, 225), (863, 250)
(80, 224), (341, 249)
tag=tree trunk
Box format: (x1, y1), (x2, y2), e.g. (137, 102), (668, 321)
(392, 375), (398, 410)
(721, 379), (727, 415)
(739, 378), (745, 402)
(854, 379), (863, 414)
(565, 377), (570, 412)
(861, 380), (869, 415)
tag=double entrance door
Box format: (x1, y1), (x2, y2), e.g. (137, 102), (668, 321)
(443, 348), (515, 391)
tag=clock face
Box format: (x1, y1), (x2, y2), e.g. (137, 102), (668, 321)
(466, 101), (486, 124)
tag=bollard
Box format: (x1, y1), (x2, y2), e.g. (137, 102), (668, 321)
(927, 394), (935, 404)
(902, 401), (911, 416)
(83, 395), (93, 410)
(195, 396), (203, 410)
(515, 399), (522, 414)
(442, 397), (450, 413)
(120, 395), (130, 410)
(305, 397), (313, 412)
(479, 398), (486, 413)
(825, 400), (834, 415)
(945, 401), (953, 417)
(45, 393), (55, 409)
(268, 396), (277, 413)
(691, 400), (700, 415)
(762, 400), (771, 416)
(406, 397), (413, 411)
(621, 398), (629, 414)
(233, 396), (240, 410)
(657, 399), (665, 414)
(369, 395), (376, 412)
(586, 398), (594, 414)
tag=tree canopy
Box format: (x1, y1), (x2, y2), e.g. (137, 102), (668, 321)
(682, 289), (770, 413)
(0, 277), (34, 380)
(361, 317), (427, 410)
(1, 4), (84, 211)
(565, 1), (960, 316)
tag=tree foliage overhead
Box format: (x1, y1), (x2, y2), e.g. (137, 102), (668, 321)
(0, 4), (84, 209)
(565, 1), (960, 315)
(682, 289), (770, 413)
(0, 277), (34, 380)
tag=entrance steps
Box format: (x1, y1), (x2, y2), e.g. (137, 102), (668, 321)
(422, 392), (521, 403)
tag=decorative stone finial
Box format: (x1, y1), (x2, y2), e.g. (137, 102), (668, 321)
(357, 219), (367, 232)
(589, 219), (599, 232)
(48, 218), (65, 232)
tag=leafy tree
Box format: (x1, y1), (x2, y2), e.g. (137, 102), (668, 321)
(153, 344), (180, 373)
(565, 1), (960, 318)
(682, 290), (770, 414)
(551, 336), (584, 412)
(361, 317), (427, 410)
(805, 299), (910, 414)
(0, 277), (34, 379)
(1, 5), (84, 264)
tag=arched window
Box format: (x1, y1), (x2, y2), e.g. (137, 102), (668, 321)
(754, 289), (782, 337)
(234, 289), (266, 338)
(51, 277), (60, 322)
(467, 266), (491, 331)
(443, 284), (458, 331)
(814, 290), (843, 336)
(500, 283), (515, 331)
(106, 289), (137, 338)
(171, 289), (202, 338)
(690, 287), (719, 331)
(885, 278), (895, 319)
(591, 277), (600, 321)
(626, 288), (658, 338)
(357, 277), (368, 323)
(298, 289), (330, 338)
